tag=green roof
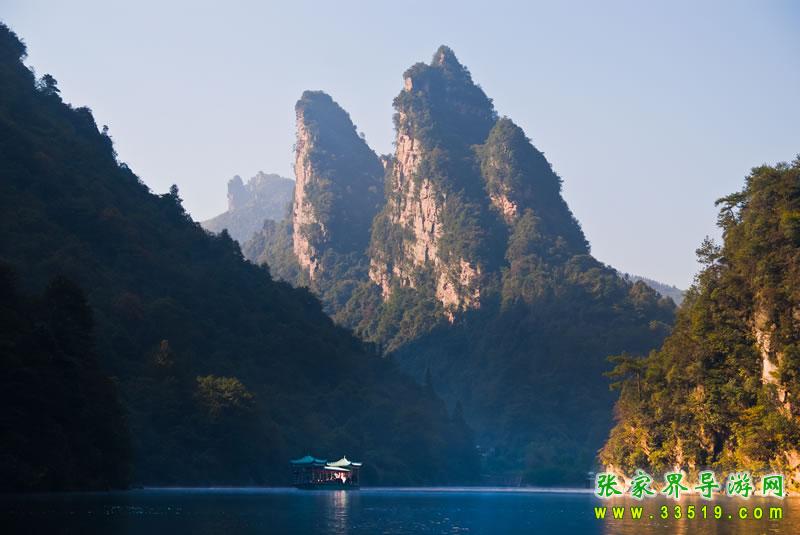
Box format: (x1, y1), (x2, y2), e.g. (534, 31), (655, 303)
(290, 455), (327, 465)
(290, 454), (362, 467)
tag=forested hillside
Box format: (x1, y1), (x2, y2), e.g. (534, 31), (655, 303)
(601, 158), (800, 487)
(0, 23), (478, 489)
(622, 273), (685, 305)
(0, 266), (131, 491)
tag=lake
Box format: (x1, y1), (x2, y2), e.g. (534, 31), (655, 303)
(0, 487), (792, 534)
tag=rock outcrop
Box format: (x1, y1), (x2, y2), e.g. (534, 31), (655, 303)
(368, 47), (588, 319)
(753, 302), (792, 414)
(292, 117), (323, 279)
(291, 90), (384, 282)
(368, 47), (498, 317)
(201, 172), (294, 243)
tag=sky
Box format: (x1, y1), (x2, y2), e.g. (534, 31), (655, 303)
(3, 1), (799, 288)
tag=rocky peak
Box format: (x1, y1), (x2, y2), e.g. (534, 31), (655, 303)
(292, 90), (384, 281)
(369, 47), (590, 319)
(226, 172), (291, 212)
(433, 45), (459, 68)
(227, 175), (247, 211)
(202, 172), (294, 244)
(369, 47), (500, 317)
(249, 171), (283, 191)
(430, 45), (473, 82)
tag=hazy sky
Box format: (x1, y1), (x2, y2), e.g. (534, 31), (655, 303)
(4, 1), (799, 288)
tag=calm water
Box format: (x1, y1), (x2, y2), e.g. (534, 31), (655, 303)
(0, 487), (792, 534)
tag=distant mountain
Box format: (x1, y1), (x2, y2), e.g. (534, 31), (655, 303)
(602, 158), (800, 488)
(620, 273), (685, 305)
(249, 46), (675, 485)
(201, 172), (294, 243)
(0, 23), (478, 490)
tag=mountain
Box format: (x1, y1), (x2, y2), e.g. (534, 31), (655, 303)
(622, 273), (684, 305)
(249, 46), (675, 484)
(366, 53), (589, 321)
(0, 23), (478, 490)
(244, 90), (386, 311)
(201, 172), (294, 243)
(291, 91), (384, 279)
(601, 158), (800, 487)
(365, 47), (507, 319)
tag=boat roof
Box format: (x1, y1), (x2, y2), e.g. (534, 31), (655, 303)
(327, 456), (362, 468)
(323, 466), (351, 472)
(290, 454), (362, 467)
(290, 455), (327, 465)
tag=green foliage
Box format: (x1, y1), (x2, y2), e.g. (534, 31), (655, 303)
(392, 260), (674, 485)
(477, 118), (589, 255)
(352, 278), (446, 353)
(395, 46), (497, 154)
(0, 265), (132, 491)
(437, 192), (505, 270)
(195, 375), (256, 420)
(0, 23), (479, 488)
(244, 218), (301, 283)
(600, 158), (800, 482)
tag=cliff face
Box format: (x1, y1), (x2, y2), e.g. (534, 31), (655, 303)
(752, 305), (785, 396)
(368, 128), (484, 314)
(368, 47), (500, 317)
(601, 159), (800, 487)
(292, 116), (322, 279)
(368, 47), (591, 319)
(201, 172), (294, 243)
(367, 128), (427, 297)
(291, 91), (384, 282)
(369, 133), (483, 312)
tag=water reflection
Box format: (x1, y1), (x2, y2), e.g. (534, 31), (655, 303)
(323, 490), (351, 534)
(600, 495), (789, 535)
(0, 488), (795, 534)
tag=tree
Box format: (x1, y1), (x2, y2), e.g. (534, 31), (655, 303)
(38, 73), (60, 96)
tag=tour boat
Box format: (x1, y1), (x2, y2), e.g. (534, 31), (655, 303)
(290, 455), (362, 489)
